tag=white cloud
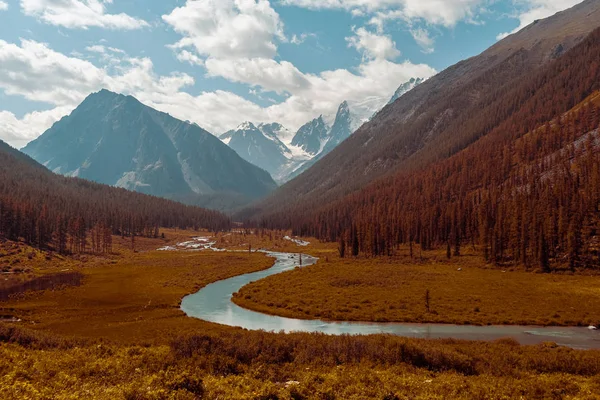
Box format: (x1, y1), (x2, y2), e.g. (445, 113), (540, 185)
(20, 0), (149, 30)
(205, 58), (311, 94)
(0, 39), (106, 106)
(85, 45), (106, 53)
(290, 33), (317, 45)
(162, 0), (285, 60)
(410, 28), (435, 53)
(280, 0), (486, 27)
(346, 27), (401, 60)
(176, 50), (204, 66)
(497, 0), (584, 39)
(0, 1), (8, 11)
(0, 107), (73, 149)
(159, 0), (435, 131)
(204, 55), (436, 129)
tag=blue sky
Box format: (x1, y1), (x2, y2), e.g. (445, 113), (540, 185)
(0, 0), (585, 148)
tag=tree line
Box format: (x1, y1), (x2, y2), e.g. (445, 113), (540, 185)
(0, 143), (231, 253)
(256, 27), (600, 271)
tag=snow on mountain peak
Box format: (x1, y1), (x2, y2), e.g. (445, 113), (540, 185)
(237, 121), (256, 131)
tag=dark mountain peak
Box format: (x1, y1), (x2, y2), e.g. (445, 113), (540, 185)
(337, 101), (350, 114)
(22, 92), (276, 209)
(89, 88), (123, 100)
(291, 115), (330, 155)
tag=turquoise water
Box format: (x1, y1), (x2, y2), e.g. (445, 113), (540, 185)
(181, 251), (600, 349)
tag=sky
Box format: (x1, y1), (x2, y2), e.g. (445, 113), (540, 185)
(0, 0), (586, 149)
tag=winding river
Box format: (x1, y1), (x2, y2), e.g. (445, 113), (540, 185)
(179, 242), (600, 349)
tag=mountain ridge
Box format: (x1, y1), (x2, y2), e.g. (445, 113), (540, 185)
(239, 0), (600, 221)
(23, 89), (277, 210)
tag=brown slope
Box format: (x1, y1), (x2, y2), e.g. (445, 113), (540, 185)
(0, 140), (231, 250)
(240, 0), (600, 221)
(286, 27), (600, 264)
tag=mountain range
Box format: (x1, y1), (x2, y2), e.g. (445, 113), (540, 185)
(22, 90), (277, 211)
(240, 0), (600, 222)
(219, 79), (423, 184)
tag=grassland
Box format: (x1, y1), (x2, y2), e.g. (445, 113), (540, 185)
(3, 231), (600, 398)
(1, 229), (273, 343)
(233, 244), (600, 327)
(4, 323), (600, 399)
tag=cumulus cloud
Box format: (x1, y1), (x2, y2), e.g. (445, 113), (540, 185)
(20, 0), (149, 30)
(162, 0), (285, 59)
(497, 0), (584, 39)
(85, 45), (107, 53)
(205, 55), (436, 129)
(346, 27), (401, 60)
(0, 39), (106, 106)
(0, 107), (73, 149)
(280, 0), (485, 27)
(159, 0), (435, 131)
(175, 50), (204, 66)
(290, 33), (317, 45)
(0, 1), (8, 11)
(205, 58), (311, 94)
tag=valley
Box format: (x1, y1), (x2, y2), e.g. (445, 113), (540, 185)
(3, 231), (600, 398)
(233, 243), (600, 328)
(3, 0), (600, 398)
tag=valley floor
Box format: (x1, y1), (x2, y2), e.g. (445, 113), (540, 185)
(2, 230), (600, 399)
(233, 244), (600, 327)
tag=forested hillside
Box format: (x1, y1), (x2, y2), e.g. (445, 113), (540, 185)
(242, 0), (600, 222)
(0, 140), (230, 253)
(259, 27), (600, 270)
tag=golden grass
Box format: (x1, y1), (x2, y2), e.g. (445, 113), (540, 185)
(1, 229), (272, 343)
(3, 339), (600, 399)
(234, 244), (600, 326)
(4, 231), (600, 398)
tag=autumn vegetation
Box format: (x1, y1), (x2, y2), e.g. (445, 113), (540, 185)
(2, 232), (600, 399)
(3, 12), (600, 400)
(255, 28), (600, 274)
(234, 244), (600, 326)
(0, 141), (230, 256)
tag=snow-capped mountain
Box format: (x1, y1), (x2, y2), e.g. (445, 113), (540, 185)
(22, 90), (277, 210)
(220, 122), (311, 184)
(286, 100), (361, 180)
(323, 101), (361, 154)
(388, 78), (424, 105)
(220, 78), (422, 183)
(291, 116), (329, 156)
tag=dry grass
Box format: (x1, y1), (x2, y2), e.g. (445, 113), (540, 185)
(1, 229), (273, 343)
(4, 231), (600, 398)
(2, 340), (600, 400)
(3, 325), (600, 399)
(234, 244), (600, 326)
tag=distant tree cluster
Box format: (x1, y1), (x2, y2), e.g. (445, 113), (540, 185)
(0, 144), (230, 254)
(257, 27), (600, 271)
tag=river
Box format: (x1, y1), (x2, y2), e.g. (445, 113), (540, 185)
(177, 240), (600, 349)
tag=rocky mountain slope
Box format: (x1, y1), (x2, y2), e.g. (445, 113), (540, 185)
(22, 90), (277, 210)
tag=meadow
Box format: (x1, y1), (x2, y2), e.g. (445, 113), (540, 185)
(3, 231), (600, 398)
(233, 244), (600, 327)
